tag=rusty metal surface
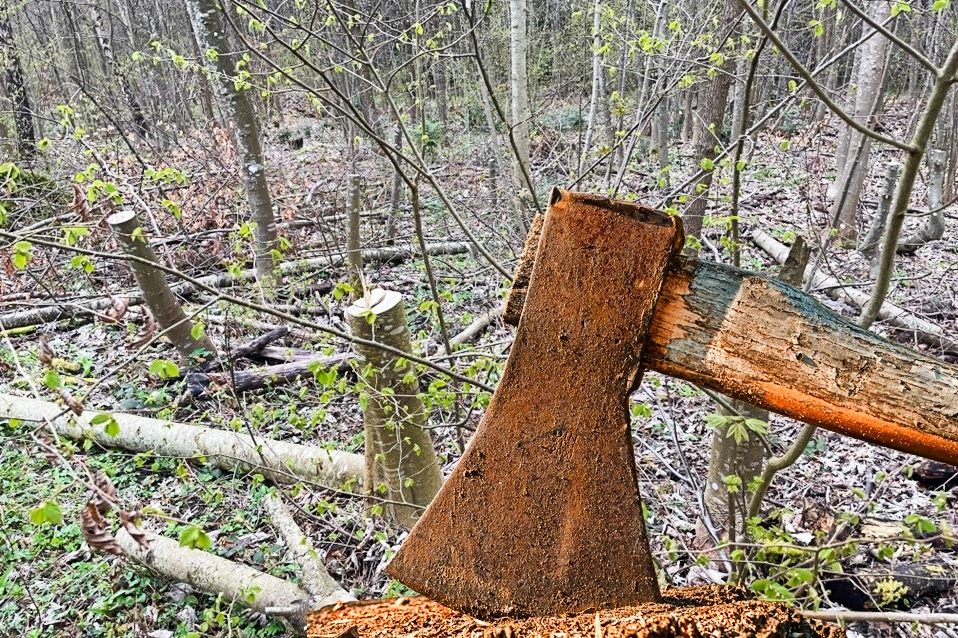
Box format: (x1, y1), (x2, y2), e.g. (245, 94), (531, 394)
(387, 189), (683, 618)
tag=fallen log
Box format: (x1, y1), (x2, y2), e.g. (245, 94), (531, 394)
(115, 528), (310, 626)
(751, 229), (958, 353)
(263, 493), (355, 606)
(187, 353), (352, 397)
(0, 243), (471, 330)
(0, 393), (363, 487)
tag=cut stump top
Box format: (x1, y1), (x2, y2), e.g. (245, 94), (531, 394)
(307, 586), (844, 638)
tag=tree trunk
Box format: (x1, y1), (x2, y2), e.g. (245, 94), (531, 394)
(346, 174), (363, 296)
(0, 15), (36, 160)
(859, 161), (901, 266)
(107, 210), (215, 362)
(581, 0), (604, 161)
(0, 393), (364, 487)
(346, 290), (443, 527)
(897, 148), (947, 253)
(829, 1), (891, 243)
(509, 0), (534, 222)
(89, 2), (149, 138)
(188, 0), (278, 285)
(683, 0), (740, 247)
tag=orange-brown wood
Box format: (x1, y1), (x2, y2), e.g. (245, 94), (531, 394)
(645, 260), (958, 464)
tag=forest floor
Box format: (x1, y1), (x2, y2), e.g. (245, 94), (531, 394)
(1, 102), (956, 638)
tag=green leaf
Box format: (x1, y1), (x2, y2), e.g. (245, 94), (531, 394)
(43, 370), (62, 389)
(779, 139), (791, 151)
(699, 157), (715, 171)
(148, 359), (180, 379)
(190, 322), (205, 340)
(178, 524), (212, 550)
(933, 0), (950, 9)
(30, 500), (63, 525)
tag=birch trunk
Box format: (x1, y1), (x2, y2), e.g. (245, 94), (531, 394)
(0, 393), (364, 487)
(509, 0), (534, 221)
(89, 2), (149, 138)
(829, 1), (891, 243)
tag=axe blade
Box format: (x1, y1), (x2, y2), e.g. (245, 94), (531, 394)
(386, 189), (683, 618)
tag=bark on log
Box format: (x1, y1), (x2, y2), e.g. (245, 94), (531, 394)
(0, 243), (471, 330)
(115, 528), (308, 619)
(187, 353), (352, 398)
(505, 235), (958, 463)
(346, 290), (443, 527)
(0, 394), (363, 487)
(752, 229), (958, 353)
(644, 257), (958, 463)
(108, 210), (215, 361)
(263, 493), (355, 606)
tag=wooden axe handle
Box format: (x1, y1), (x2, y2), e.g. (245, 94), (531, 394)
(506, 215), (958, 464)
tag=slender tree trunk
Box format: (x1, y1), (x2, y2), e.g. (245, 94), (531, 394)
(89, 2), (149, 138)
(859, 161), (900, 274)
(581, 0), (604, 161)
(898, 148), (947, 253)
(829, 1), (891, 244)
(0, 15), (36, 160)
(188, 0), (278, 285)
(683, 0), (740, 248)
(346, 174), (363, 296)
(346, 290), (443, 528)
(509, 0), (534, 223)
(107, 210), (215, 362)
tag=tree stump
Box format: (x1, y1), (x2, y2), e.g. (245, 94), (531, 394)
(306, 587), (844, 638)
(108, 210), (215, 361)
(346, 289), (442, 527)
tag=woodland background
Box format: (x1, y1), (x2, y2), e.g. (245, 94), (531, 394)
(0, 0), (957, 636)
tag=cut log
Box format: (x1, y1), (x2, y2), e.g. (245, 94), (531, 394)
(752, 229), (958, 353)
(263, 493), (355, 606)
(346, 290), (444, 528)
(108, 210), (215, 361)
(187, 353), (352, 398)
(0, 243), (471, 330)
(505, 243), (958, 464)
(0, 393), (363, 487)
(115, 528), (309, 623)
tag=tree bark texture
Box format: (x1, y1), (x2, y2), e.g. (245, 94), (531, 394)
(88, 2), (150, 137)
(829, 0), (890, 244)
(683, 0), (741, 245)
(0, 14), (36, 159)
(346, 290), (443, 527)
(898, 148), (946, 253)
(509, 0), (534, 219)
(188, 0), (278, 284)
(108, 210), (215, 361)
(0, 393), (364, 487)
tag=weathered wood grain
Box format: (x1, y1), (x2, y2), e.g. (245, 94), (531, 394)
(645, 258), (958, 463)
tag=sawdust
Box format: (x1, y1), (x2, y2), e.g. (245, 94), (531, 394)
(307, 586), (844, 638)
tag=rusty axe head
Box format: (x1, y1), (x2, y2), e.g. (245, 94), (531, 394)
(386, 189), (684, 618)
